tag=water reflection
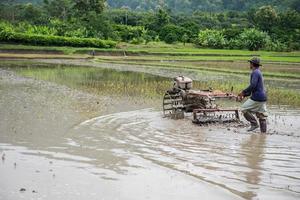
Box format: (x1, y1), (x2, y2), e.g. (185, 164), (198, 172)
(241, 134), (266, 199)
(244, 134), (266, 185)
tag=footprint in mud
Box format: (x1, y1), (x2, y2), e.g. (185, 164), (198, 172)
(2, 153), (5, 161)
(19, 188), (26, 192)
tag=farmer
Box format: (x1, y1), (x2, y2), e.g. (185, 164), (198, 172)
(238, 57), (267, 133)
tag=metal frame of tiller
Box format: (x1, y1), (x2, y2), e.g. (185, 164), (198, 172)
(163, 76), (240, 125)
(192, 108), (240, 125)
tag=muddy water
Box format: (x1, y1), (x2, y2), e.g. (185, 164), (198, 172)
(0, 64), (300, 200)
(34, 59), (300, 92)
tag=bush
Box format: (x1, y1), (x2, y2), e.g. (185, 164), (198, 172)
(164, 33), (178, 44)
(265, 40), (290, 52)
(223, 28), (243, 40)
(0, 29), (116, 48)
(130, 37), (144, 44)
(49, 19), (87, 38)
(0, 21), (14, 37)
(16, 22), (58, 36)
(236, 28), (270, 51)
(113, 24), (143, 42)
(180, 21), (199, 42)
(159, 24), (184, 43)
(227, 39), (242, 49)
(182, 33), (189, 45)
(195, 29), (226, 49)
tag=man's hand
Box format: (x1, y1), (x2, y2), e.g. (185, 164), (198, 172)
(236, 91), (245, 102)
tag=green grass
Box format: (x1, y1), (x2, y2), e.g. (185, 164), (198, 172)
(119, 42), (300, 57)
(1, 43), (300, 107)
(8, 62), (300, 107)
(1, 60), (300, 106)
(1, 43), (300, 61)
(95, 58), (300, 80)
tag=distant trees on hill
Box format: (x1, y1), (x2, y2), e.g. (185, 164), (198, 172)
(0, 0), (299, 51)
(107, 0), (299, 12)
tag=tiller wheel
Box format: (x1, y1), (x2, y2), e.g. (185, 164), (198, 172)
(163, 92), (184, 119)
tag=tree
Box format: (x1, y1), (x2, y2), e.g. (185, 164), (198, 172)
(254, 6), (278, 32)
(83, 12), (113, 39)
(279, 10), (300, 30)
(43, 0), (73, 21)
(18, 3), (43, 24)
(180, 21), (199, 41)
(164, 32), (178, 44)
(289, 0), (300, 12)
(73, 0), (105, 15)
(182, 33), (188, 45)
(159, 24), (183, 43)
(0, 0), (18, 22)
(146, 8), (170, 33)
(112, 24), (143, 42)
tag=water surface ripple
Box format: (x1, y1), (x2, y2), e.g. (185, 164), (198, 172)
(73, 109), (300, 200)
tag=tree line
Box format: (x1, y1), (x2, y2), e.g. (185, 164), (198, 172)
(0, 0), (299, 51)
(107, 0), (300, 13)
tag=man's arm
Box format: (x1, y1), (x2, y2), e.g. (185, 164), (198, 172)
(238, 72), (259, 98)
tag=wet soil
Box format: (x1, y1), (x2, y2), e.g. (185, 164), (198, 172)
(0, 49), (64, 54)
(0, 62), (300, 200)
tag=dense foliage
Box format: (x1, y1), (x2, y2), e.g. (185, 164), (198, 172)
(107, 0), (299, 13)
(0, 0), (299, 51)
(0, 22), (116, 48)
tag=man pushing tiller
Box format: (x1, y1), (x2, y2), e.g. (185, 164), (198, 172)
(238, 57), (267, 133)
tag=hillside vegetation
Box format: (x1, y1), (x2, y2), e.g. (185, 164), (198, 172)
(0, 0), (299, 50)
(9, 0), (300, 12)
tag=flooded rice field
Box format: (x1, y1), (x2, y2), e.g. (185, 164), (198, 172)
(1, 62), (300, 200)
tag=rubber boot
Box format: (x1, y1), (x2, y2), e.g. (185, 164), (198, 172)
(243, 112), (258, 132)
(259, 119), (267, 133)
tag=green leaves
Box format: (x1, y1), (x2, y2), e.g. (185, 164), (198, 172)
(254, 5), (279, 32)
(193, 28), (284, 51)
(196, 29), (226, 49)
(0, 23), (116, 48)
(237, 28), (271, 51)
(159, 24), (183, 44)
(73, 0), (105, 15)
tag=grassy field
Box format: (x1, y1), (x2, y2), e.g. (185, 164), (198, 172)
(95, 56), (300, 78)
(0, 60), (299, 107)
(1, 42), (300, 59)
(1, 42), (300, 106)
(1, 43), (299, 75)
(118, 43), (300, 57)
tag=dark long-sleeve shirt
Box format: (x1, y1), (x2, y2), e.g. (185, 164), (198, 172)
(243, 68), (267, 102)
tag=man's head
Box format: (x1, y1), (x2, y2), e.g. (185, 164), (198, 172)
(248, 57), (261, 70)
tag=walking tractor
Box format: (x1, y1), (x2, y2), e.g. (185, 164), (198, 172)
(163, 76), (240, 125)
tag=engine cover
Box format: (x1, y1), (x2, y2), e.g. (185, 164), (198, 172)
(174, 76), (193, 90)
